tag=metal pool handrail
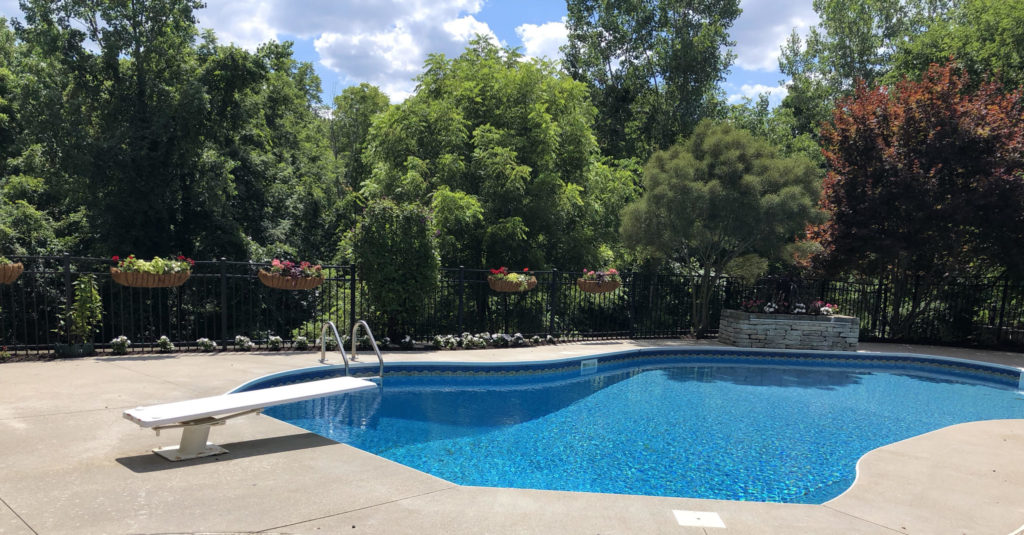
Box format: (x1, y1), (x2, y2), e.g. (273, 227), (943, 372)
(319, 321), (350, 376)
(351, 320), (384, 380)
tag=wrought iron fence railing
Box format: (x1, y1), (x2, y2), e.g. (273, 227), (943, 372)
(1, 255), (1022, 355)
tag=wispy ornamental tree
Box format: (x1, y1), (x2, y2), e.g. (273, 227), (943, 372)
(621, 120), (824, 335)
(812, 62), (1024, 327)
(361, 38), (638, 270)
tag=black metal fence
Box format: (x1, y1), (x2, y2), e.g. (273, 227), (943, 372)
(1, 255), (1023, 355)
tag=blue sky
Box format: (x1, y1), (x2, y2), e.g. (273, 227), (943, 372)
(0, 0), (818, 106)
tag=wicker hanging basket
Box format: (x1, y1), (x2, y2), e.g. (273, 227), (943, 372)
(0, 262), (23, 285)
(487, 275), (537, 293)
(258, 270), (324, 290)
(577, 278), (621, 294)
(110, 267), (190, 288)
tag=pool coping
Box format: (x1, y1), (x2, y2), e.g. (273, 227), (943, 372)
(1, 340), (1022, 534)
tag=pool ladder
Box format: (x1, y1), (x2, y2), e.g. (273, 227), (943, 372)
(320, 320), (384, 380)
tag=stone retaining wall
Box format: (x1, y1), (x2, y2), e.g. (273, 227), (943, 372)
(718, 309), (859, 351)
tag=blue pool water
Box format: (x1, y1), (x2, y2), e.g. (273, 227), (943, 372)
(259, 352), (1024, 504)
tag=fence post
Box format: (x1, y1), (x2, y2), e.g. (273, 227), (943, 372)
(996, 278), (1010, 344)
(219, 258), (228, 349)
(349, 264), (357, 330)
(457, 266), (465, 335)
(62, 253), (72, 344)
(628, 270), (637, 338)
(548, 269), (558, 336)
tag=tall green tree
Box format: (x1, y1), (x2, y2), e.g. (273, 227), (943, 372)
(890, 0), (1024, 88)
(329, 83), (390, 190)
(621, 120), (824, 335)
(779, 0), (960, 136)
(724, 95), (823, 166)
(11, 2), (337, 260)
(362, 38), (638, 270)
(562, 0), (740, 160)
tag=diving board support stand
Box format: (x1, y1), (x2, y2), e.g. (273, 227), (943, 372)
(124, 376), (376, 461)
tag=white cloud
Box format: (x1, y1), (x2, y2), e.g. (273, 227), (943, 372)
(727, 83), (789, 105)
(515, 19), (567, 61)
(197, 1), (277, 50)
(730, 0), (818, 72)
(196, 0), (497, 103)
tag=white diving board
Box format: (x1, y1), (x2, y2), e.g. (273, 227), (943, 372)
(124, 376), (377, 461)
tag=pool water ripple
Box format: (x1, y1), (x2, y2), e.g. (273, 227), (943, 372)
(264, 358), (1024, 504)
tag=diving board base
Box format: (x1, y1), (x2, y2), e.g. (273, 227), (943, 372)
(154, 423), (227, 461)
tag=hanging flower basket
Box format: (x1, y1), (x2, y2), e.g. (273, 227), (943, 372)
(258, 270), (324, 290)
(577, 278), (621, 294)
(488, 276), (537, 293)
(110, 268), (190, 288)
(0, 262), (24, 285)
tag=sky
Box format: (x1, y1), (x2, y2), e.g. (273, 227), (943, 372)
(0, 0), (818, 106)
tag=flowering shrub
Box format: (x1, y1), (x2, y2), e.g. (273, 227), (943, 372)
(432, 334), (459, 350)
(113, 255), (193, 274)
(196, 337), (217, 351)
(293, 336), (310, 350)
(110, 335), (131, 355)
(763, 302), (779, 314)
(488, 266), (533, 289)
(791, 303), (807, 314)
(267, 335), (283, 351)
(0, 256), (12, 264)
(268, 259), (322, 278)
(810, 301), (838, 316)
(580, 268), (621, 282)
(432, 331), (531, 349)
(234, 335), (254, 351)
(740, 299), (765, 313)
(157, 335), (174, 352)
(399, 335), (415, 349)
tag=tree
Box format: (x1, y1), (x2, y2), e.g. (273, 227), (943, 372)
(724, 94), (824, 167)
(621, 120), (824, 335)
(815, 62), (1024, 277)
(329, 83), (390, 189)
(11, 2), (338, 260)
(890, 0), (1024, 88)
(349, 200), (440, 339)
(562, 0), (740, 160)
(362, 38), (637, 270)
(778, 0), (960, 136)
(813, 62), (1024, 332)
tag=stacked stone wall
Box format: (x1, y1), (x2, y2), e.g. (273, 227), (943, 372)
(718, 309), (859, 351)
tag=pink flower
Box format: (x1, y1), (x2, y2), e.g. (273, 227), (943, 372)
(272, 259), (281, 267)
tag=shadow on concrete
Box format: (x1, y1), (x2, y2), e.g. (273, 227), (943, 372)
(115, 432), (337, 473)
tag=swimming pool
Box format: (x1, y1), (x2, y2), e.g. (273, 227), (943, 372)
(238, 348), (1024, 504)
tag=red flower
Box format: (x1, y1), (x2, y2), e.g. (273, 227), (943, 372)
(112, 255), (119, 262)
(177, 255), (185, 260)
(523, 267), (529, 272)
(490, 269), (499, 274)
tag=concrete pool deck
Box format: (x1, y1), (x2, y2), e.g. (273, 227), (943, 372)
(0, 340), (1022, 534)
